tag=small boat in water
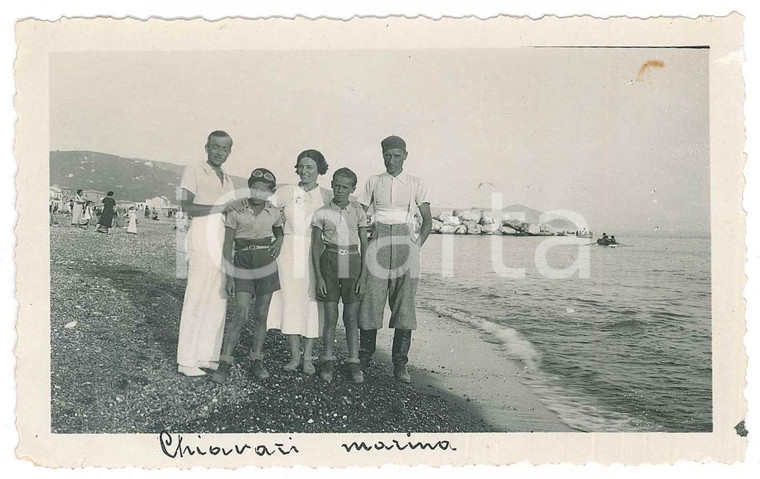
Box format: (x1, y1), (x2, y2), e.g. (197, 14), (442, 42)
(576, 230), (593, 238)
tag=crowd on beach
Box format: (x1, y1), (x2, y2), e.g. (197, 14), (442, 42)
(57, 190), (174, 234)
(174, 131), (432, 389)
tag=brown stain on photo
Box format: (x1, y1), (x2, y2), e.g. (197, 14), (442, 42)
(635, 59), (665, 82)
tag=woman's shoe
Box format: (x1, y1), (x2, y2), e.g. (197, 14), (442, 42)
(250, 359), (270, 380)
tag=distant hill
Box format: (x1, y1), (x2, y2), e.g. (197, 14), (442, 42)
(50, 150), (248, 202)
(431, 203), (580, 230)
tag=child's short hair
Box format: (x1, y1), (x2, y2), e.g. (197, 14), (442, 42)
(333, 167), (358, 187)
(248, 168), (277, 189)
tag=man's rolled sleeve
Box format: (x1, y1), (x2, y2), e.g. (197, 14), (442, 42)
(358, 176), (375, 207)
(180, 165), (198, 197)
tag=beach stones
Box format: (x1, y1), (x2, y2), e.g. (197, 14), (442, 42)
(481, 223), (500, 234)
(460, 210), (482, 223)
(442, 216), (461, 227)
(480, 214), (496, 225)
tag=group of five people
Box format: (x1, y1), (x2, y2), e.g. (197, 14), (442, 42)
(176, 130), (432, 386)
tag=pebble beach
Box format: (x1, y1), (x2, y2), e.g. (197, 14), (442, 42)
(49, 217), (496, 434)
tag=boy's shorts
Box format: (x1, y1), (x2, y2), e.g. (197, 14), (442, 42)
(233, 246), (280, 297)
(319, 248), (362, 303)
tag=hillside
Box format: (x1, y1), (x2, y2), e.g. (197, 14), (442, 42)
(50, 151), (248, 202)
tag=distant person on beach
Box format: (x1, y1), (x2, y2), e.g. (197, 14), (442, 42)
(357, 135), (432, 383)
(145, 206), (151, 218)
(82, 202), (93, 227)
(126, 206), (138, 235)
(210, 168), (283, 384)
(311, 167), (368, 384)
(176, 130), (241, 377)
(267, 150), (331, 375)
(71, 189), (86, 228)
(96, 191), (116, 233)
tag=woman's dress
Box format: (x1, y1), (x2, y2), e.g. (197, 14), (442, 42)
(267, 184), (331, 338)
(71, 195), (84, 225)
(126, 211), (137, 234)
(98, 196), (116, 228)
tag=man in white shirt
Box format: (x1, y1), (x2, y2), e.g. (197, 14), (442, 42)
(176, 130), (239, 377)
(358, 135), (432, 383)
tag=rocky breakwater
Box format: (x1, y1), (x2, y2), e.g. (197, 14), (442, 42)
(430, 209), (555, 236)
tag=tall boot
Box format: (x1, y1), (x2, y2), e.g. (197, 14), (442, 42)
(359, 329), (377, 370)
(392, 329), (412, 383)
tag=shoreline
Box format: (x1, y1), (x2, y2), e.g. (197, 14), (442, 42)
(363, 307), (573, 432)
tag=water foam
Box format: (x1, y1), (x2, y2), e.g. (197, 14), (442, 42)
(421, 301), (651, 432)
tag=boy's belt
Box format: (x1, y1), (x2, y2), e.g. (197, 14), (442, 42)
(236, 244), (271, 252)
(324, 244), (359, 256)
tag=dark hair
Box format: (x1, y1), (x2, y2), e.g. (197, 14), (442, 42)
(247, 168), (277, 190)
(107, 191), (114, 196)
(295, 149), (328, 175)
(76, 189), (83, 195)
(333, 167), (358, 187)
(206, 130), (232, 145)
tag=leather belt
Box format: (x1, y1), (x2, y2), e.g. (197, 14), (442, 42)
(324, 245), (359, 256)
(236, 244), (271, 252)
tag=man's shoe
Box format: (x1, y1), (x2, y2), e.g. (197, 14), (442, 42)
(349, 363), (364, 384)
(250, 359), (269, 380)
(393, 364), (411, 383)
(320, 361), (335, 382)
(210, 362), (232, 384)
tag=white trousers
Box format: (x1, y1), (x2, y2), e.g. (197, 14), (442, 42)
(176, 214), (227, 374)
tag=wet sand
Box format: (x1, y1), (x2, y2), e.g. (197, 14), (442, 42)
(368, 308), (573, 432)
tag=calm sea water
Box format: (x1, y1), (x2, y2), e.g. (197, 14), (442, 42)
(417, 232), (711, 432)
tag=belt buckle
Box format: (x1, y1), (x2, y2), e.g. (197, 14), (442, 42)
(338, 249), (348, 256)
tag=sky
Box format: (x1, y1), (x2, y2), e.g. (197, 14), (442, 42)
(50, 48), (709, 232)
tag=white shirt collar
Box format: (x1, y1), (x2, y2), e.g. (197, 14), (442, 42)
(381, 170), (409, 185)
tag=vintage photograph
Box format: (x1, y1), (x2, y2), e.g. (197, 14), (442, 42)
(47, 46), (710, 434)
(14, 15), (746, 466)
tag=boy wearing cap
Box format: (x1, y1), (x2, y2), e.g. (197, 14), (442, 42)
(311, 167), (368, 383)
(210, 168), (283, 384)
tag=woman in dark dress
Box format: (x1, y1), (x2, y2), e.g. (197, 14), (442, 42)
(96, 191), (116, 233)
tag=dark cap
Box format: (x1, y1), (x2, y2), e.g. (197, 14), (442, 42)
(381, 135), (406, 152)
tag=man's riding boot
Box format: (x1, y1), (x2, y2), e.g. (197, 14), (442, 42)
(359, 329), (377, 370)
(392, 329), (412, 383)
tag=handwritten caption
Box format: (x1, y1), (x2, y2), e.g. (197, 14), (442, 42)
(159, 431), (456, 459)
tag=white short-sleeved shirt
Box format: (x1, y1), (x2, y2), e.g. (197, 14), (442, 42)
(312, 200), (369, 247)
(358, 170), (429, 225)
(180, 161), (236, 207)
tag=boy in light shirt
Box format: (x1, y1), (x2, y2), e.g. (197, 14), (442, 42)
(311, 167), (368, 384)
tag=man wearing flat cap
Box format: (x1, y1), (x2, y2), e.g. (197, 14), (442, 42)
(358, 135), (432, 383)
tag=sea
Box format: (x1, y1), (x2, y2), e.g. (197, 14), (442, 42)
(417, 231), (712, 432)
